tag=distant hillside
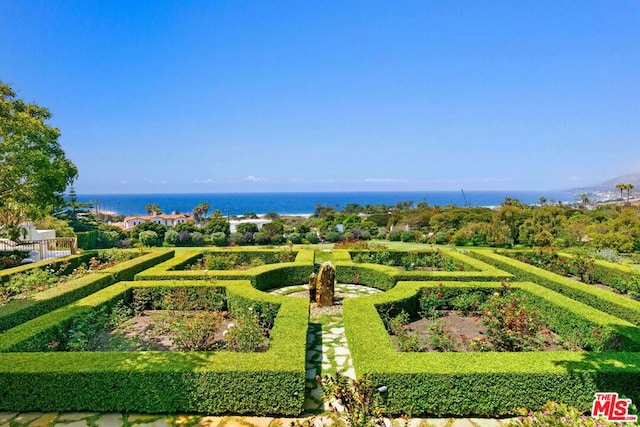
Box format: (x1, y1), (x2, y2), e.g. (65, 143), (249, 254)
(598, 173), (640, 189)
(570, 173), (640, 202)
(571, 173), (640, 192)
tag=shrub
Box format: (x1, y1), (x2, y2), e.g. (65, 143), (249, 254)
(253, 232), (269, 245)
(288, 232), (302, 244)
(482, 292), (543, 352)
(211, 232), (228, 247)
(164, 230), (180, 245)
(190, 232), (204, 246)
(230, 232), (246, 246)
(388, 231), (402, 241)
(400, 231), (415, 242)
(432, 231), (448, 244)
(224, 314), (266, 352)
(166, 311), (222, 351)
(305, 232), (319, 244)
(325, 231), (341, 243)
(139, 231), (158, 247)
(426, 319), (456, 352)
(320, 373), (385, 427)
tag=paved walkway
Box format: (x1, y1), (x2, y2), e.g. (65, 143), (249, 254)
(0, 411), (513, 427)
(0, 284), (514, 427)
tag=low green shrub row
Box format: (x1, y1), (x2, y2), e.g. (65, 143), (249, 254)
(344, 280), (640, 416)
(334, 250), (512, 290)
(0, 250), (174, 333)
(348, 249), (480, 271)
(564, 252), (640, 297)
(135, 249), (315, 288)
(0, 252), (95, 284)
(498, 249), (640, 297)
(467, 250), (640, 325)
(0, 280), (307, 415)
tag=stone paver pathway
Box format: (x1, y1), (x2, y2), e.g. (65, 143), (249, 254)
(0, 411), (517, 426)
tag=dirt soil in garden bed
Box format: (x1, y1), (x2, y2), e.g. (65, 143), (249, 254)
(102, 310), (269, 351)
(392, 310), (566, 352)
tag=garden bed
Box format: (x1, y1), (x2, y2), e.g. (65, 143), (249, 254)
(44, 286), (274, 353)
(0, 249), (139, 306)
(390, 310), (568, 352)
(182, 250), (297, 271)
(350, 250), (476, 272)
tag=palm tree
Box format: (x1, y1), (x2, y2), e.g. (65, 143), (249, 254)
(626, 183), (634, 202)
(616, 183), (625, 201)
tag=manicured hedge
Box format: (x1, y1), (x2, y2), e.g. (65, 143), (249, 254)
(499, 249), (640, 297)
(135, 249), (314, 288)
(0, 280), (308, 415)
(0, 249), (174, 333)
(467, 250), (640, 325)
(344, 280), (640, 416)
(0, 252), (95, 284)
(334, 249), (511, 290)
(348, 249), (481, 271)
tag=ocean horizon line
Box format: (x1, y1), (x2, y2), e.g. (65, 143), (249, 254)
(76, 190), (576, 217)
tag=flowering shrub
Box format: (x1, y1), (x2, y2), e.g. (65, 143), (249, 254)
(319, 372), (386, 427)
(482, 292), (544, 351)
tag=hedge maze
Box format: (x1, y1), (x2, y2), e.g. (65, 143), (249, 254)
(0, 247), (639, 417)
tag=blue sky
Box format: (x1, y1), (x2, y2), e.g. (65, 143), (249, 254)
(1, 1), (638, 194)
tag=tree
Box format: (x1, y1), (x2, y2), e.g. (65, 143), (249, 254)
(616, 183), (625, 201)
(626, 183), (634, 202)
(145, 203), (162, 215)
(0, 81), (78, 240)
(192, 202), (210, 224)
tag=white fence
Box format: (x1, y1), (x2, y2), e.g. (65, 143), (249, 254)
(0, 238), (78, 261)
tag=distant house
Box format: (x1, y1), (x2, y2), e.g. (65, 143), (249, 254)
(121, 213), (191, 230)
(229, 218), (271, 233)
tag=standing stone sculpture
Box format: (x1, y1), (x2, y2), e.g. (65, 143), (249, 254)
(315, 262), (335, 307)
(308, 272), (317, 303)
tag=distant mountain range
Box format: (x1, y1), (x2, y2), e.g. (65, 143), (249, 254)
(571, 173), (640, 191)
(570, 173), (640, 202)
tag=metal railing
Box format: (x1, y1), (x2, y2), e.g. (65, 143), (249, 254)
(0, 238), (78, 261)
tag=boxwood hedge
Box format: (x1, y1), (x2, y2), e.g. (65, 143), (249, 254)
(0, 252), (96, 284)
(0, 249), (174, 333)
(344, 280), (640, 416)
(334, 249), (512, 290)
(467, 250), (640, 325)
(135, 249), (314, 290)
(0, 280), (307, 415)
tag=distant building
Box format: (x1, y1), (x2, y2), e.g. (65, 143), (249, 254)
(121, 213), (191, 230)
(229, 218), (271, 233)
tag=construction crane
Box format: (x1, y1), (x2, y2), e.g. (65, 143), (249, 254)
(461, 189), (470, 207)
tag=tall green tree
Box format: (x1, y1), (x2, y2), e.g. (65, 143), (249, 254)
(144, 203), (162, 215)
(616, 183), (625, 201)
(192, 202), (210, 224)
(0, 81), (78, 240)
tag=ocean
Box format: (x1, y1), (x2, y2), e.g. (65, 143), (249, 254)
(77, 191), (575, 217)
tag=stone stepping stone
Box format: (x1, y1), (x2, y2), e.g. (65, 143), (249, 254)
(135, 421), (170, 427)
(195, 416), (224, 426)
(334, 346), (350, 356)
(13, 413), (44, 424)
(334, 356), (347, 367)
(0, 413), (17, 424)
(57, 413), (95, 422)
(55, 421), (89, 427)
(95, 413), (124, 427)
